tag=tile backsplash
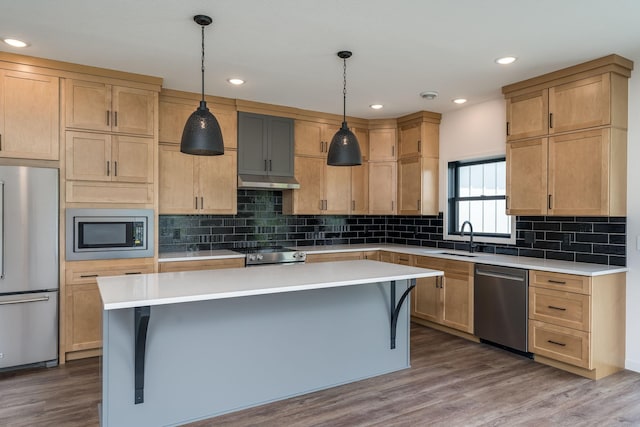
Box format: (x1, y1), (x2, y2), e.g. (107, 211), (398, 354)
(159, 190), (626, 266)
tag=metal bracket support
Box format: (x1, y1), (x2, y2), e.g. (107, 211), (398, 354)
(390, 279), (417, 349)
(134, 306), (151, 404)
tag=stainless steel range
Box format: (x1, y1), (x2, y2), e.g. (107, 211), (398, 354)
(236, 246), (306, 266)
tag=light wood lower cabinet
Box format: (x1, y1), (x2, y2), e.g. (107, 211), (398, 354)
(305, 252), (364, 263)
(64, 259), (154, 360)
(528, 270), (625, 379)
(158, 258), (244, 272)
(412, 256), (474, 334)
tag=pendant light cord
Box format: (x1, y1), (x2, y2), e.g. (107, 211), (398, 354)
(201, 24), (205, 103)
(342, 57), (347, 123)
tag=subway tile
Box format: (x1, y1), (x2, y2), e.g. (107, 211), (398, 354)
(516, 221), (532, 230)
(533, 241), (561, 250)
(518, 249), (544, 259)
(545, 216), (575, 222)
(575, 233), (609, 243)
(495, 247), (518, 256)
(609, 217), (627, 223)
(576, 253), (608, 265)
(561, 242), (592, 253)
(593, 223), (626, 234)
(609, 256), (626, 266)
(533, 222), (561, 231)
(593, 244), (626, 256)
(561, 222), (593, 232)
(545, 251), (575, 262)
(609, 234), (626, 245)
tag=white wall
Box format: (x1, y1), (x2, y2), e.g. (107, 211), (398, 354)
(439, 72), (640, 373)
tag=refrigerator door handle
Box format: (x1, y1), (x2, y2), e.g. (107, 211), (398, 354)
(0, 180), (4, 279)
(0, 295), (50, 305)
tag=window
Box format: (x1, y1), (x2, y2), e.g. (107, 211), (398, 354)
(447, 157), (513, 242)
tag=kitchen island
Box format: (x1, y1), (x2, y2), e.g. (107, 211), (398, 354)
(97, 260), (442, 427)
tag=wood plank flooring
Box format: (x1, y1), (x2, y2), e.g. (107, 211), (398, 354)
(2, 324), (640, 426)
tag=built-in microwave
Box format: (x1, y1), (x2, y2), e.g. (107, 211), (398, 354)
(65, 208), (154, 261)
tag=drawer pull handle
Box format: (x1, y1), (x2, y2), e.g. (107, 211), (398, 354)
(547, 340), (566, 347)
(548, 305), (566, 311)
(80, 274), (99, 278)
(125, 272), (142, 275)
(547, 279), (566, 284)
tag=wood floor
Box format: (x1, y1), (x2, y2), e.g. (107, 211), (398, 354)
(2, 324), (640, 426)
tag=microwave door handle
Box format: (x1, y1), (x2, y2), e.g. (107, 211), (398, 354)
(0, 181), (4, 279)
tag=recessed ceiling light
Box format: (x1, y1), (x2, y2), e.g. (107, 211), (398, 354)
(227, 78), (245, 85)
(369, 104), (383, 110)
(495, 56), (517, 65)
(452, 98), (467, 104)
(3, 38), (29, 48)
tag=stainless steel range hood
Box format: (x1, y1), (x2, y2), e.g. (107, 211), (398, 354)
(238, 174), (300, 190)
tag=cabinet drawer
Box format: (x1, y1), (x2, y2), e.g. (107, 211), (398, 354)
(529, 287), (591, 331)
(529, 320), (590, 369)
(158, 258), (244, 272)
(66, 261), (154, 285)
(529, 270), (591, 294)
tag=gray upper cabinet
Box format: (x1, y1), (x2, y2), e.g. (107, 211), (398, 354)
(238, 112), (294, 177)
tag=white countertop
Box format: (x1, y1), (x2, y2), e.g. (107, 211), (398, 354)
(158, 244), (627, 276)
(98, 260), (443, 310)
(158, 249), (244, 262)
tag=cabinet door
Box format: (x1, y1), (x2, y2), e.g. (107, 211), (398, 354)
(506, 89), (549, 141)
(268, 117), (294, 176)
(238, 112), (268, 175)
(159, 99), (193, 143)
(325, 165), (351, 214)
(306, 252), (363, 263)
(412, 276), (440, 322)
(291, 156), (324, 214)
(211, 106), (237, 149)
(295, 120), (326, 157)
(66, 131), (111, 182)
(66, 283), (103, 352)
(0, 70), (59, 160)
(65, 79), (111, 132)
(398, 157), (422, 215)
(549, 74), (610, 134)
(198, 150), (237, 214)
(111, 86), (155, 136)
(369, 128), (396, 161)
(548, 129), (610, 215)
(399, 123), (421, 158)
(369, 161), (396, 214)
(351, 127), (369, 161)
(112, 136), (153, 183)
(351, 162), (369, 214)
(159, 258), (244, 272)
(159, 144), (197, 213)
(441, 268), (473, 333)
(506, 138), (548, 215)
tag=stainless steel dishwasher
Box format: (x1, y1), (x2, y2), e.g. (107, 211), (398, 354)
(474, 265), (530, 354)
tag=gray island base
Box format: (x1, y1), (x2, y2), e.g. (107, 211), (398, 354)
(98, 260), (443, 426)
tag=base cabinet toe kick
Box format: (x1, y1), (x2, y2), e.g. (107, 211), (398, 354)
(98, 260), (439, 426)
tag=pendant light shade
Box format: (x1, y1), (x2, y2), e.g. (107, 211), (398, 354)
(181, 15), (224, 156)
(327, 51), (362, 166)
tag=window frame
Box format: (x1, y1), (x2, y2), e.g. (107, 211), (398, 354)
(444, 156), (516, 245)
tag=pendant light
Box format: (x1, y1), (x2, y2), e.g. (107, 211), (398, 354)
(327, 51), (362, 166)
(180, 15), (224, 156)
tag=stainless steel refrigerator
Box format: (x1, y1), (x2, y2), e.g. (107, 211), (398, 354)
(0, 165), (59, 370)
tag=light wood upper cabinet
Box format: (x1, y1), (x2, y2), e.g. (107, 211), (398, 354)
(283, 156), (353, 215)
(398, 120), (439, 159)
(66, 79), (154, 136)
(503, 57), (632, 217)
(397, 157), (438, 216)
(351, 126), (369, 162)
(66, 131), (153, 184)
(506, 89), (549, 141)
(159, 96), (237, 148)
(368, 127), (396, 161)
(0, 70), (59, 160)
(548, 74), (612, 134)
(369, 161), (396, 215)
(351, 162), (369, 214)
(159, 144), (237, 214)
(294, 120), (340, 157)
(506, 138), (548, 215)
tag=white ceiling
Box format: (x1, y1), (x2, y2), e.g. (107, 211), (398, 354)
(2, 0), (640, 119)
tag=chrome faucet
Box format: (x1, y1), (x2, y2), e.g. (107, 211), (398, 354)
(460, 221), (476, 253)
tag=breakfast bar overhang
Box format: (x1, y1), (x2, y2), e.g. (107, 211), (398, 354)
(97, 260), (443, 427)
